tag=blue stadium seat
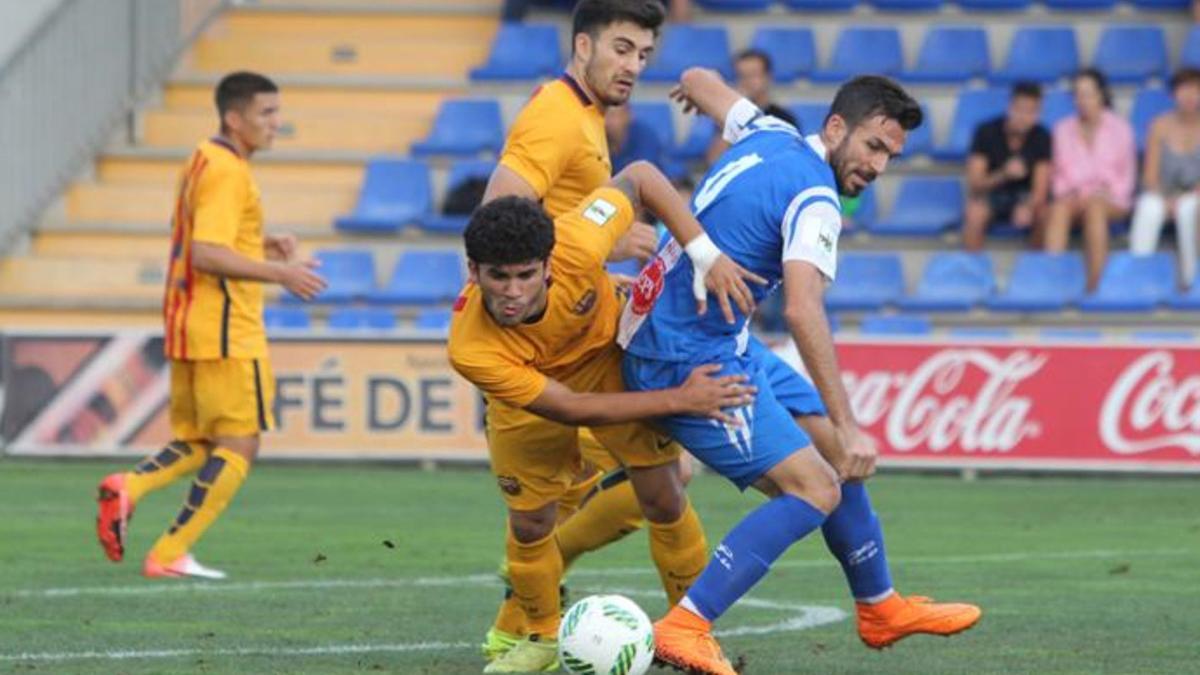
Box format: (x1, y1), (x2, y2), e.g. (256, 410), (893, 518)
(335, 158), (432, 234)
(369, 250), (465, 305)
(695, 0), (774, 10)
(630, 102), (676, 152)
(870, 177), (964, 236)
(869, 0), (943, 9)
(860, 314), (932, 336)
(902, 26), (989, 83)
(1040, 88), (1075, 129)
(845, 183), (878, 230)
(292, 249), (376, 303)
(1039, 328), (1102, 341)
(931, 88), (1008, 162)
(1043, 0), (1114, 9)
(1131, 88), (1173, 153)
(788, 102), (829, 135)
(948, 326), (1013, 338)
(1131, 330), (1196, 342)
(898, 252), (995, 312)
(992, 27), (1078, 85)
(1078, 253), (1176, 312)
(1167, 282), (1200, 310)
(410, 99), (504, 157)
(327, 307), (398, 331)
(263, 305), (311, 331)
(749, 27), (816, 84)
(1092, 26), (1168, 85)
(812, 27), (904, 83)
(986, 252), (1086, 312)
(901, 104), (934, 158)
(414, 308), (453, 331)
(642, 25), (734, 82)
(955, 0), (1031, 9)
(781, 0), (858, 10)
(1129, 0), (1189, 8)
(672, 116), (717, 161)
(1183, 26), (1200, 69)
(470, 23), (561, 81)
(825, 253), (905, 311)
(423, 159), (495, 234)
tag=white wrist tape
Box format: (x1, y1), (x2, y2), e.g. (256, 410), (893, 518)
(685, 233), (723, 301)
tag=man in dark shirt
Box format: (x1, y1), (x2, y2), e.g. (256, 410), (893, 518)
(704, 48), (799, 166)
(963, 81), (1052, 250)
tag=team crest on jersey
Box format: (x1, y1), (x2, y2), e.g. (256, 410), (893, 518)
(572, 289), (597, 315)
(631, 257), (666, 316)
(497, 475), (521, 495)
(582, 198), (618, 226)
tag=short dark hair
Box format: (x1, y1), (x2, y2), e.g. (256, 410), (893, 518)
(1170, 67), (1200, 93)
(464, 197), (556, 266)
(1011, 81), (1043, 101)
(735, 48), (773, 75)
(1074, 68), (1113, 109)
(215, 71), (278, 120)
(571, 0), (665, 47)
(828, 75), (922, 132)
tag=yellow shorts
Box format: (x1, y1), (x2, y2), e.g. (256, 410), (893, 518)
(169, 358), (275, 441)
(486, 346), (680, 511)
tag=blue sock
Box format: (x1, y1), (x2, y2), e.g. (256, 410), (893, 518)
(821, 481), (893, 601)
(684, 495), (826, 622)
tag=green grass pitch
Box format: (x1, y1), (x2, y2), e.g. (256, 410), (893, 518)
(1, 459), (1198, 674)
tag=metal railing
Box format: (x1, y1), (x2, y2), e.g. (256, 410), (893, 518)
(0, 0), (226, 255)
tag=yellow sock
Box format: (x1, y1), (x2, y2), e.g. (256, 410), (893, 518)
(556, 479), (645, 569)
(148, 447), (249, 565)
(492, 594), (527, 636)
(124, 441), (207, 504)
(507, 529), (564, 639)
(648, 501), (708, 605)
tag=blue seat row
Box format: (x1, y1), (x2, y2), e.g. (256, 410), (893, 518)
(335, 158), (493, 235)
(263, 306), (453, 332)
(279, 249), (465, 305)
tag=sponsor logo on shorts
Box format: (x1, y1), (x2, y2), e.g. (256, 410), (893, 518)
(572, 289), (597, 316)
(496, 475), (521, 495)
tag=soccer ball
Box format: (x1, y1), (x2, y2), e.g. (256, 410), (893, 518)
(558, 594), (655, 675)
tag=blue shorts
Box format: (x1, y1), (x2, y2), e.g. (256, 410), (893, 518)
(623, 336), (827, 490)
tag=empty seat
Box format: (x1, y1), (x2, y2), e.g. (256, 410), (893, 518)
(870, 0), (943, 9)
(335, 158), (432, 234)
(825, 253), (905, 311)
(898, 253), (995, 311)
(1092, 26), (1168, 85)
(410, 99), (504, 157)
(672, 116), (717, 161)
(1040, 88), (1076, 129)
(414, 308), (453, 331)
(370, 250), (465, 305)
(789, 102), (830, 135)
(781, 0), (858, 10)
(470, 23), (562, 81)
(992, 27), (1078, 84)
(263, 305), (311, 331)
(901, 104), (934, 158)
(1183, 26), (1200, 69)
(1039, 328), (1102, 341)
(870, 177), (964, 236)
(1078, 253), (1176, 312)
(642, 25), (733, 82)
(630, 102), (676, 151)
(903, 27), (989, 83)
(1043, 0), (1115, 9)
(948, 326), (1013, 338)
(1129, 0), (1189, 8)
(748, 27), (815, 84)
(1130, 88), (1173, 153)
(424, 159), (495, 234)
(1167, 282), (1200, 310)
(1131, 330), (1196, 342)
(860, 314), (932, 336)
(986, 252), (1086, 312)
(955, 0), (1031, 9)
(291, 249), (375, 303)
(327, 307), (398, 331)
(812, 27), (903, 83)
(931, 88), (1008, 161)
(695, 0), (774, 9)
(844, 183), (878, 230)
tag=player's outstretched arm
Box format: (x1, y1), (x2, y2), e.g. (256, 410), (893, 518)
(192, 242), (327, 301)
(670, 68), (744, 128)
(782, 260), (878, 480)
(525, 365), (755, 428)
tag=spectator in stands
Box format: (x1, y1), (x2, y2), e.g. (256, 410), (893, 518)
(704, 49), (798, 165)
(962, 82), (1051, 251)
(607, 104), (665, 173)
(1130, 68), (1200, 289)
(1044, 68), (1136, 291)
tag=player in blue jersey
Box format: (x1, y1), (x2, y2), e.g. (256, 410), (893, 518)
(618, 69), (981, 674)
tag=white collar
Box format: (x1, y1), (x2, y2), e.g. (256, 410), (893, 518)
(804, 134), (829, 164)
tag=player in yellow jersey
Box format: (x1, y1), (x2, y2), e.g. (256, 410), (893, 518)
(94, 72), (326, 579)
(452, 159), (763, 673)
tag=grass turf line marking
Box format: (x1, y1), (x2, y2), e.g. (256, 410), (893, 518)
(605, 586), (848, 638)
(0, 641), (474, 663)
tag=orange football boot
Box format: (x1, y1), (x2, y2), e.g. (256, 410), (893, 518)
(95, 473), (134, 562)
(857, 592), (982, 649)
(653, 606), (737, 675)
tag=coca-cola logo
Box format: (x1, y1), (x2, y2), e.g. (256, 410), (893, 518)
(1099, 351), (1200, 455)
(844, 349), (1045, 453)
(631, 257), (665, 316)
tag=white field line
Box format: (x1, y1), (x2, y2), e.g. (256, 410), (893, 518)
(0, 641), (474, 663)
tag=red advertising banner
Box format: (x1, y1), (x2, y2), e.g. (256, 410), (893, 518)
(775, 339), (1200, 472)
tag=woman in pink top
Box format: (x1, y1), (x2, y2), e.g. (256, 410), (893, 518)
(1043, 69), (1137, 291)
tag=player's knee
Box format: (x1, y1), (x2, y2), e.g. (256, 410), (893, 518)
(776, 470), (841, 514)
(509, 505), (556, 543)
(677, 454), (695, 487)
(633, 477), (686, 524)
(214, 435), (259, 464)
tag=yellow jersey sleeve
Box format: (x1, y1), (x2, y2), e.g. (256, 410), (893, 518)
(449, 344), (548, 409)
(499, 101), (579, 199)
(191, 160), (248, 247)
(552, 187), (636, 276)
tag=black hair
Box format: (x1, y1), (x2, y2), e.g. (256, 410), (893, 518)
(1011, 81), (1043, 101)
(571, 0), (665, 49)
(215, 71), (278, 122)
(828, 75), (922, 132)
(464, 197), (556, 266)
(735, 48), (773, 75)
(1170, 67), (1200, 93)
(1073, 68), (1113, 109)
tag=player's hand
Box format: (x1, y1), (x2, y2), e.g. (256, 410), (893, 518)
(265, 233), (299, 262)
(677, 364), (756, 425)
(699, 254), (769, 324)
(279, 258), (327, 301)
(608, 222), (658, 263)
(832, 425), (878, 481)
(669, 68), (724, 115)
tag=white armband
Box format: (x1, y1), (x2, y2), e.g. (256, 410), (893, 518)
(722, 97), (764, 145)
